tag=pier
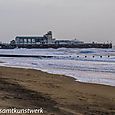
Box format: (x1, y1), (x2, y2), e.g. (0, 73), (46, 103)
(0, 43), (112, 49)
(0, 31), (112, 49)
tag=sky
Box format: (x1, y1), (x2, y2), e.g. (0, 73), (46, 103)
(0, 0), (115, 44)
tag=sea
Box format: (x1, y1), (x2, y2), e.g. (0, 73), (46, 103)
(0, 48), (115, 86)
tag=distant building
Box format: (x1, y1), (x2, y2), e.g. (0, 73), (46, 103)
(15, 31), (84, 45)
(15, 31), (54, 45)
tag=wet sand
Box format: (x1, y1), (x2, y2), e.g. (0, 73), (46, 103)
(0, 66), (115, 115)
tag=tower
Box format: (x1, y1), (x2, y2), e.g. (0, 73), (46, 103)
(44, 31), (52, 40)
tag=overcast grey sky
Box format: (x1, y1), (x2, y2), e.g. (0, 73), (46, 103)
(0, 0), (115, 44)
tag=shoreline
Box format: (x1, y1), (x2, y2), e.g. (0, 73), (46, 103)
(0, 63), (115, 87)
(0, 66), (115, 114)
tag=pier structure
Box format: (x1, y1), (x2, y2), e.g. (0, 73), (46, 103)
(0, 31), (113, 49)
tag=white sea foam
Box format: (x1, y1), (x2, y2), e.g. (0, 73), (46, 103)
(0, 48), (115, 86)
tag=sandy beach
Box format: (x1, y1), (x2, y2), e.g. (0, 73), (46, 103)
(0, 66), (115, 115)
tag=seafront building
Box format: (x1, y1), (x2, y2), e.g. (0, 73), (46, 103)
(15, 31), (55, 45)
(14, 31), (83, 45)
